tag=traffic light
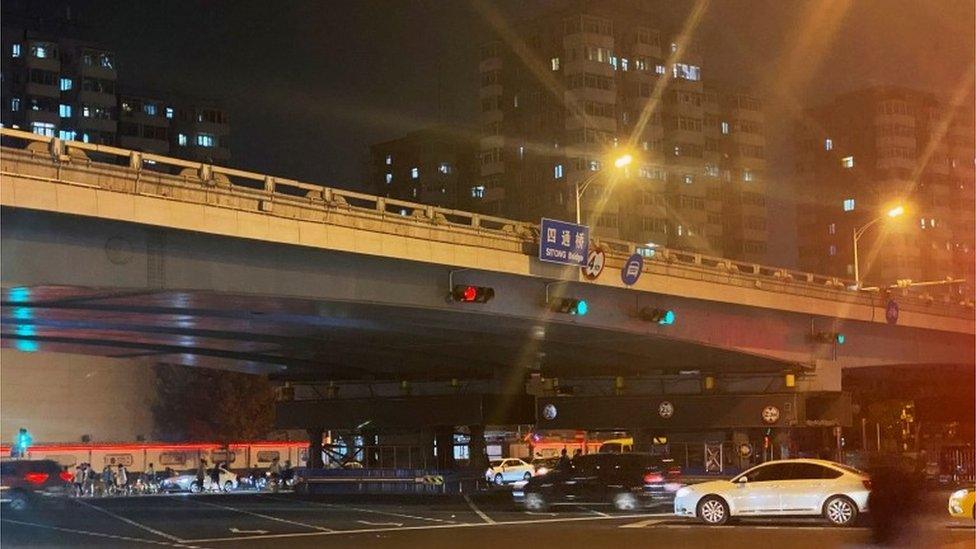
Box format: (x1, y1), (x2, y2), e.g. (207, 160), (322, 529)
(451, 284), (495, 303)
(549, 297), (588, 316)
(640, 307), (675, 325)
(812, 331), (845, 344)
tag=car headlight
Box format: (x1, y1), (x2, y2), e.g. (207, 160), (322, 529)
(675, 487), (692, 498)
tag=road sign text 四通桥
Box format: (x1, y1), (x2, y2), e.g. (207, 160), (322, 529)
(539, 218), (589, 266)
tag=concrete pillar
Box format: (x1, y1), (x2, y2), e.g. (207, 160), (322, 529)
(434, 426), (455, 470)
(363, 431), (378, 468)
(419, 428), (436, 469)
(307, 427), (324, 469)
(731, 430), (751, 470)
(468, 424), (488, 472)
(633, 428), (656, 453)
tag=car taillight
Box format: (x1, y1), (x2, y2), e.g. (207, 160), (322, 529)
(24, 472), (49, 485)
(59, 471), (74, 482)
(643, 472), (664, 484)
(862, 479), (872, 490)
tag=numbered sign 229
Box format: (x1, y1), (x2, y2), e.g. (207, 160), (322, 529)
(582, 247), (606, 280)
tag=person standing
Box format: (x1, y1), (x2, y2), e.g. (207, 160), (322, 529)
(101, 463), (114, 496)
(210, 462), (221, 492)
(73, 463), (86, 497)
(196, 459), (206, 493)
(116, 463), (128, 495)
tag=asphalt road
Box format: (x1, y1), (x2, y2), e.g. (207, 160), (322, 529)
(1, 491), (972, 548)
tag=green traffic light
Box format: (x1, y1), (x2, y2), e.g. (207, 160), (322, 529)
(836, 333), (845, 345)
(659, 310), (675, 325)
(576, 300), (588, 316)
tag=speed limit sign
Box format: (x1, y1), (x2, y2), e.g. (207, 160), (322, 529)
(581, 247), (605, 280)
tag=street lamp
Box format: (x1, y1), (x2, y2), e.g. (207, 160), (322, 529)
(852, 205), (905, 287)
(575, 153), (633, 225)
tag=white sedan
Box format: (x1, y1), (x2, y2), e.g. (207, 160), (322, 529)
(485, 458), (535, 485)
(160, 467), (239, 493)
(673, 459), (870, 526)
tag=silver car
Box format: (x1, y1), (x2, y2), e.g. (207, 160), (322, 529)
(160, 467), (239, 493)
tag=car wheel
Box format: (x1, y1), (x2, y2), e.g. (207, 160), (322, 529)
(190, 481), (202, 494)
(523, 472), (532, 481)
(223, 481), (234, 492)
(8, 492), (29, 511)
(523, 492), (548, 512)
(494, 473), (504, 486)
(697, 495), (730, 525)
(823, 495), (858, 527)
(613, 492), (639, 511)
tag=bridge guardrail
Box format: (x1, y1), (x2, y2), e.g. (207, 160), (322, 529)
(1, 127), (971, 319)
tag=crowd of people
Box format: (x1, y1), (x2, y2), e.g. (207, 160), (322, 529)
(64, 456), (295, 496)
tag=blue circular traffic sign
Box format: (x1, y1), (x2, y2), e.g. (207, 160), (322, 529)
(885, 299), (899, 325)
(621, 253), (644, 286)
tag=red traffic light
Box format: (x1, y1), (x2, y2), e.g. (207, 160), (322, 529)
(452, 285), (495, 303)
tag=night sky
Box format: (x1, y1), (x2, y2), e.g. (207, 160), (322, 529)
(4, 0), (974, 265)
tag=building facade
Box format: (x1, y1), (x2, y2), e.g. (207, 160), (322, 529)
(1, 27), (230, 163)
(369, 126), (477, 210)
(473, 1), (770, 261)
(794, 87), (975, 292)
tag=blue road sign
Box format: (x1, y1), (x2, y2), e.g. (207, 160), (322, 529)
(886, 299), (899, 325)
(539, 218), (589, 266)
(621, 253), (644, 285)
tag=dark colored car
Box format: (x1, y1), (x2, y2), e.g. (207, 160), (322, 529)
(514, 453), (681, 511)
(1, 459), (72, 510)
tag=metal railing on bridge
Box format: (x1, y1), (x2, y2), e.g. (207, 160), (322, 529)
(1, 127), (971, 319)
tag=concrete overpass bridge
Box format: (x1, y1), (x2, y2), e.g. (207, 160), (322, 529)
(1, 128), (973, 452)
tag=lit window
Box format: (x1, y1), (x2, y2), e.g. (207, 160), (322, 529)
(11, 43), (21, 57)
(58, 130), (76, 141)
(30, 121), (55, 137)
(919, 218), (926, 229)
(31, 44), (49, 58)
(671, 42), (678, 52)
(704, 164), (719, 177)
(10, 97), (20, 111)
(58, 104), (71, 118)
(655, 64), (666, 75)
(828, 223), (836, 235)
(59, 77), (72, 91)
(554, 164), (564, 179)
(828, 245), (837, 256)
(81, 106), (91, 117)
(671, 63), (701, 81)
(121, 102), (132, 113)
(621, 58), (628, 71)
(165, 107), (174, 119)
(720, 121), (730, 135)
(385, 173), (392, 184)
(99, 54), (114, 69)
(471, 185), (485, 198)
(588, 160), (601, 171)
(930, 218), (936, 227)
(177, 133), (188, 146)
(196, 133), (215, 147)
(843, 198), (855, 211)
(742, 169), (754, 182)
(411, 187), (418, 198)
(684, 174), (693, 184)
(385, 154), (392, 165)
(410, 167), (419, 179)
(81, 133), (90, 143)
(841, 156), (854, 168)
(513, 94), (519, 108)
(825, 138), (833, 151)
(518, 146), (524, 159)
(143, 103), (157, 116)
(550, 57), (560, 71)
(439, 163), (452, 174)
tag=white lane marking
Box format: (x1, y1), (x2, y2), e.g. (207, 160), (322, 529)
(229, 527), (269, 534)
(190, 498), (333, 532)
(463, 494), (495, 524)
(357, 520), (403, 527)
(0, 518), (204, 548)
(620, 518), (667, 528)
(181, 513), (663, 543)
(260, 494), (456, 524)
(74, 498), (184, 542)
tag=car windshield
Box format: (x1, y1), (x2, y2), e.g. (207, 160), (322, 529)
(489, 460), (503, 467)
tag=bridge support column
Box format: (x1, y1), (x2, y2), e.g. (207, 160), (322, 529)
(435, 426), (455, 470)
(307, 427), (324, 469)
(468, 424), (488, 472)
(363, 431), (378, 468)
